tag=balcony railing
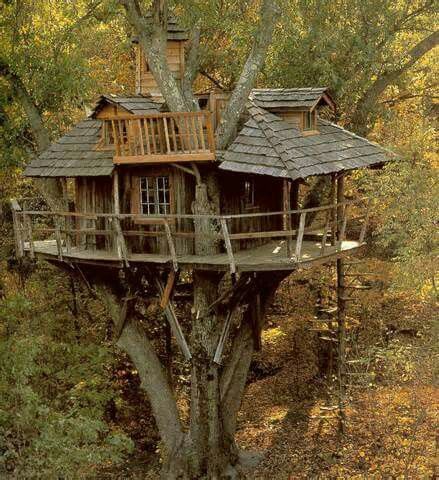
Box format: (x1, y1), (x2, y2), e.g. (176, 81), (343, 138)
(11, 198), (370, 273)
(104, 111), (216, 164)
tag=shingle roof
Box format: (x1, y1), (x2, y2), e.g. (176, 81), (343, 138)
(25, 95), (162, 177)
(250, 88), (333, 110)
(132, 15), (188, 41)
(91, 94), (162, 116)
(23, 119), (114, 177)
(220, 105), (391, 180)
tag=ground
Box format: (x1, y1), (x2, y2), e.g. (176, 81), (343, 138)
(103, 256), (438, 479)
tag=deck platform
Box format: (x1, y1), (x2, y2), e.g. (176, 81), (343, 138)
(24, 238), (363, 272)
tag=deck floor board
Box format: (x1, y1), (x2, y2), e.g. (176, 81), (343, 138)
(25, 239), (362, 271)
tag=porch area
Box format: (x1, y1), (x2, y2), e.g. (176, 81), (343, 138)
(11, 199), (370, 273)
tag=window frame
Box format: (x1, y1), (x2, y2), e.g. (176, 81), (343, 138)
(139, 175), (171, 216)
(302, 109), (317, 132)
(243, 178), (258, 211)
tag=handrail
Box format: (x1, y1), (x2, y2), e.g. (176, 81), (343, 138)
(16, 198), (367, 221)
(11, 197), (370, 268)
(104, 111), (213, 121)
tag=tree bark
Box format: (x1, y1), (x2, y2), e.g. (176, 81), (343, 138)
(348, 30), (439, 135)
(215, 0), (280, 150)
(0, 59), (64, 209)
(120, 0), (191, 112)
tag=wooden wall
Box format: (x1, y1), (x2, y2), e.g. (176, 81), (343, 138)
(219, 171), (283, 251)
(136, 42), (185, 97)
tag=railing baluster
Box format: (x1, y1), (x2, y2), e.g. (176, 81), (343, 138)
(295, 212), (306, 261)
(170, 117), (178, 152)
(184, 115), (192, 153)
(143, 119), (151, 155)
(163, 117), (171, 154)
(137, 119), (145, 155)
(191, 116), (199, 152)
(198, 115), (206, 151)
(205, 112), (215, 153)
(150, 118), (157, 153)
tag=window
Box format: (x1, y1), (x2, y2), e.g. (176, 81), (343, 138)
(243, 179), (256, 209)
(303, 110), (315, 131)
(140, 176), (170, 214)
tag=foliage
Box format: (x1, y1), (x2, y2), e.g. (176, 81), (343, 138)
(0, 266), (134, 478)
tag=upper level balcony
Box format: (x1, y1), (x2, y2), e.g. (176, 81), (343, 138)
(100, 111), (216, 165)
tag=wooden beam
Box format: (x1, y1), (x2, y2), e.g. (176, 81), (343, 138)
(213, 310), (233, 364)
(155, 278), (191, 361)
(160, 270), (177, 309)
(220, 218), (236, 275)
(113, 152), (216, 165)
(283, 179), (293, 257)
(295, 212), (306, 261)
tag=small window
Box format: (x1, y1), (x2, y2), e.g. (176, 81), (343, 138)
(243, 179), (256, 209)
(303, 110), (315, 131)
(140, 176), (170, 215)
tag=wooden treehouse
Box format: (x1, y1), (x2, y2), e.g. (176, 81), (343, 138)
(12, 24), (390, 277)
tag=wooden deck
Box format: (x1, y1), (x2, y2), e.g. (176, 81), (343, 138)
(24, 238), (363, 272)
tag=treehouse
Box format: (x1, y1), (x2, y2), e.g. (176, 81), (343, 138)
(12, 23), (391, 275)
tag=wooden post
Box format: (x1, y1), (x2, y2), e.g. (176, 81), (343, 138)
(283, 179), (293, 258)
(61, 178), (72, 253)
(11, 200), (24, 258)
(164, 220), (178, 272)
(24, 213), (34, 259)
(331, 174), (337, 246)
(220, 217), (236, 275)
(291, 179), (300, 228)
(336, 255), (347, 434)
(295, 212), (306, 261)
(112, 170), (124, 261)
(337, 173), (345, 246)
(54, 215), (63, 261)
(320, 209), (331, 256)
(336, 171), (346, 433)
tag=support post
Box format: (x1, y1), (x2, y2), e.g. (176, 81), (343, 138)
(295, 212), (306, 261)
(336, 256), (347, 434)
(331, 174), (337, 246)
(283, 179), (293, 258)
(337, 173), (345, 247)
(220, 218), (236, 276)
(291, 179), (300, 228)
(11, 200), (24, 258)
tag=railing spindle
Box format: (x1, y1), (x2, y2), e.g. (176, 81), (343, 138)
(198, 115), (206, 150)
(191, 116), (199, 152)
(220, 218), (236, 275)
(295, 212), (306, 261)
(149, 118), (157, 153)
(163, 117), (171, 154)
(137, 119), (145, 155)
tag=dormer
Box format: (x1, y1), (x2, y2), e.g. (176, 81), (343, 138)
(132, 17), (188, 99)
(250, 87), (335, 135)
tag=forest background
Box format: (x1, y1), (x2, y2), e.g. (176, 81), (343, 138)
(0, 0), (437, 478)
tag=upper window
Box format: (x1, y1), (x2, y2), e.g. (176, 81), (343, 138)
(303, 110), (315, 131)
(140, 176), (170, 215)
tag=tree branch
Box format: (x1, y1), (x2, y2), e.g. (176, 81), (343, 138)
(120, 0), (190, 111)
(0, 58), (64, 208)
(349, 30), (439, 134)
(182, 26), (201, 109)
(98, 286), (184, 454)
(215, 0), (280, 150)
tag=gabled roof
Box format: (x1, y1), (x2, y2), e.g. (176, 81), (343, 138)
(91, 94), (161, 117)
(220, 105), (390, 180)
(131, 14), (188, 42)
(250, 87), (335, 111)
(24, 119), (113, 177)
(25, 94), (163, 178)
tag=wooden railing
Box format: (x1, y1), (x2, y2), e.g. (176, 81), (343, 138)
(11, 198), (370, 273)
(104, 112), (216, 164)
